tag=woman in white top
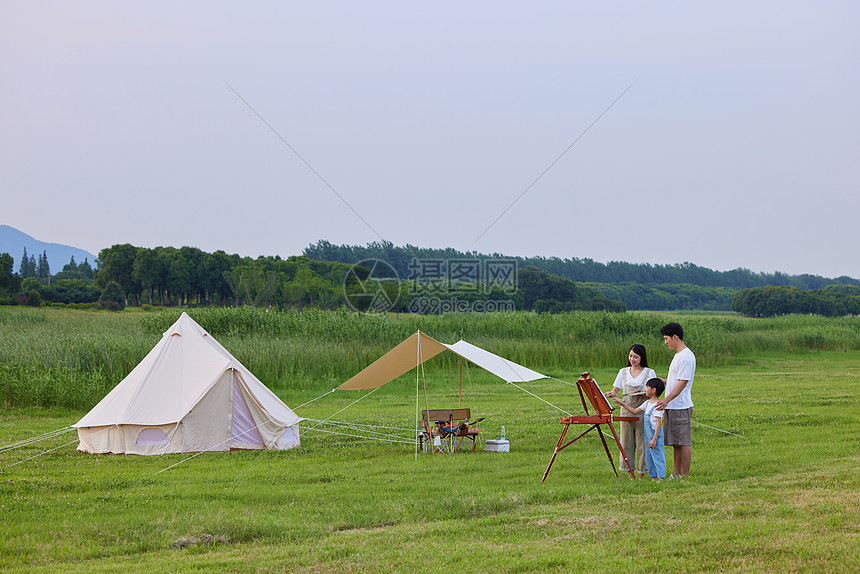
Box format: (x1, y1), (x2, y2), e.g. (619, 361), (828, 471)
(605, 344), (656, 478)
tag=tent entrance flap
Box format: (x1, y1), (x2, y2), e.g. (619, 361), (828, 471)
(232, 373), (265, 447)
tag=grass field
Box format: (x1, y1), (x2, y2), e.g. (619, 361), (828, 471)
(1, 308), (859, 572)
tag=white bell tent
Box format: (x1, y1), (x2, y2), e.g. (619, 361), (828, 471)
(75, 312), (302, 455)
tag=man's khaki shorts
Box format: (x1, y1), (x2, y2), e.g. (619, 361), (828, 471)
(664, 407), (693, 446)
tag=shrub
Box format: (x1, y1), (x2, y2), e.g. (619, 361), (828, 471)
(98, 281), (126, 310)
(26, 291), (42, 307)
(96, 300), (122, 312)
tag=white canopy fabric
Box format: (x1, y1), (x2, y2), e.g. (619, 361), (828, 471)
(75, 312), (302, 454)
(444, 340), (546, 383)
(337, 331), (547, 391)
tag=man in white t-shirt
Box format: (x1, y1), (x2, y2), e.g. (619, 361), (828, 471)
(656, 322), (695, 477)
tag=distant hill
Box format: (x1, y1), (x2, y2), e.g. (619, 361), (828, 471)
(0, 225), (98, 273)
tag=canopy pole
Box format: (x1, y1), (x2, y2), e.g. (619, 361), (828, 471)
(415, 332), (420, 461)
(459, 357), (463, 409)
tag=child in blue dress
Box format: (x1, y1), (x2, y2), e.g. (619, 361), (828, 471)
(614, 378), (666, 481)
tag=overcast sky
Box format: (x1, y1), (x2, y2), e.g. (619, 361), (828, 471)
(1, 2), (858, 278)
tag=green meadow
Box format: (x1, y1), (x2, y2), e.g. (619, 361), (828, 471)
(1, 307), (859, 572)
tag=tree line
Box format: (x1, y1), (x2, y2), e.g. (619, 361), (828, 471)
(582, 282), (736, 311)
(6, 256), (109, 308)
(304, 240), (860, 291)
(732, 285), (860, 317)
(0, 245), (358, 310)
(0, 245), (626, 314)
(4, 240), (857, 315)
(96, 244), (359, 309)
(105, 243), (624, 313)
(303, 240), (860, 311)
(303, 240), (738, 310)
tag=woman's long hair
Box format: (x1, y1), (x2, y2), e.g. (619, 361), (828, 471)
(626, 344), (649, 368)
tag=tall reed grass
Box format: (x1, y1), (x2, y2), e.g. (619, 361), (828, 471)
(3, 306), (860, 410)
(0, 309), (150, 410)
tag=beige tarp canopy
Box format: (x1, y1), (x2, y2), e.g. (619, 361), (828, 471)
(337, 331), (547, 391)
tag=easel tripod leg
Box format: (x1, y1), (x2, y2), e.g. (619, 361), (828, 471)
(542, 424), (570, 482)
(606, 423), (635, 479)
(596, 426), (619, 478)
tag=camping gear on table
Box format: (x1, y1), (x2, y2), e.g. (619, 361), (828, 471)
(419, 408), (481, 453)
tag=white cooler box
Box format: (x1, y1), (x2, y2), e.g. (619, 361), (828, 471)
(484, 439), (510, 452)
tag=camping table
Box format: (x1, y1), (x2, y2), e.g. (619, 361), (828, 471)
(452, 428), (481, 452)
(419, 409), (481, 453)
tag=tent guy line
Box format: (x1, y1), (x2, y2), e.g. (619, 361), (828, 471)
(0, 424), (114, 471)
(0, 426), (75, 454)
(225, 445), (278, 494)
(294, 388), (337, 411)
(224, 80), (386, 243)
(1, 437), (82, 471)
(303, 386), (384, 434)
(467, 79), (637, 250)
(692, 420), (745, 438)
(302, 425), (417, 445)
(305, 418), (416, 434)
(308, 426), (411, 444)
(153, 417), (277, 476)
(157, 422), (181, 456)
(506, 381), (574, 417)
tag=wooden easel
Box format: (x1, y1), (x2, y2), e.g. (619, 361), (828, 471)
(542, 372), (639, 481)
